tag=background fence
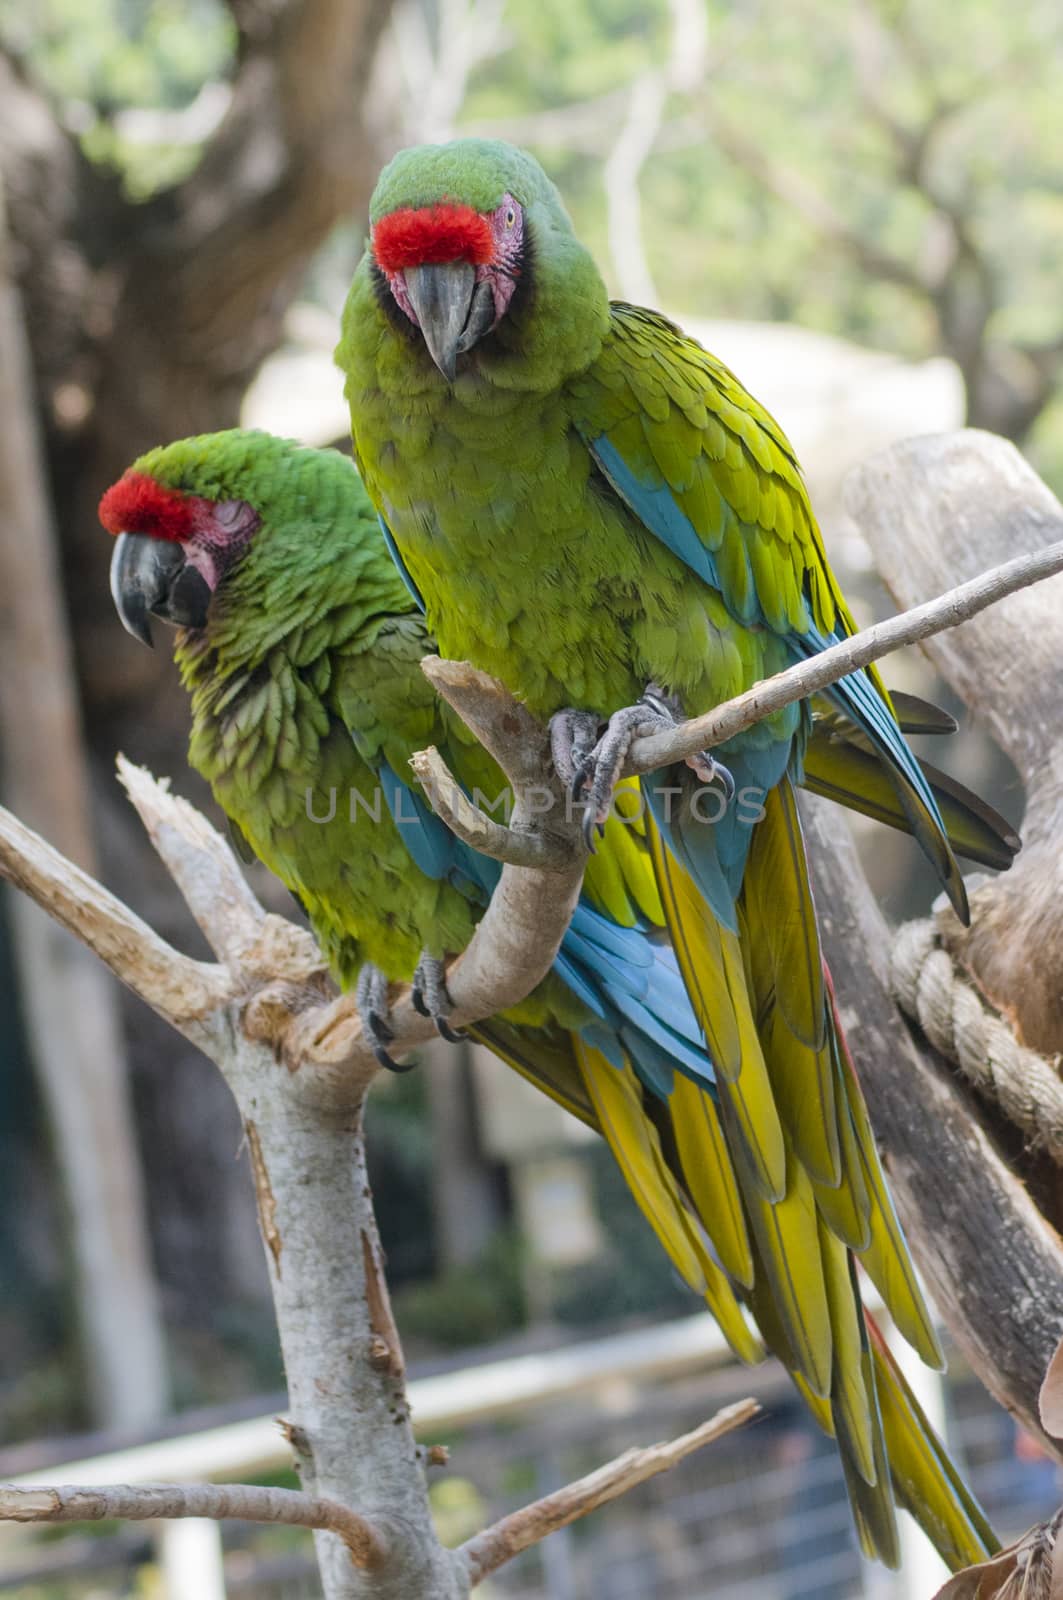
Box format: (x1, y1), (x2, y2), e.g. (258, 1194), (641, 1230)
(2, 1310), (1054, 1600)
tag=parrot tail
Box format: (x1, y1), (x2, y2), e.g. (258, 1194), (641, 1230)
(645, 777), (996, 1571)
(803, 698), (1019, 872)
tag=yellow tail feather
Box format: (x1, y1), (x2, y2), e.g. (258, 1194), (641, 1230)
(834, 1028), (944, 1370)
(867, 1315), (998, 1571)
(575, 1038), (760, 1364)
(648, 816), (786, 1199)
(667, 1073), (754, 1288)
(819, 1217), (876, 1486)
(730, 1121), (833, 1399)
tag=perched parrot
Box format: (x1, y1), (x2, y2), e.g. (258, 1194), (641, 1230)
(335, 139), (1018, 1569)
(100, 429), (1009, 1572)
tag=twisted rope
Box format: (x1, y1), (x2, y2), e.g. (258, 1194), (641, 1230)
(890, 919), (1063, 1165)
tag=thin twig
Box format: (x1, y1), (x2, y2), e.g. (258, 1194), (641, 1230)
(619, 535), (1063, 775)
(0, 1480), (390, 1570)
(461, 1398), (759, 1585)
(0, 799), (231, 1025)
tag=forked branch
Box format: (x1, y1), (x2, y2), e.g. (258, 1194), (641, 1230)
(0, 1401), (758, 1590)
(460, 1399), (759, 1584)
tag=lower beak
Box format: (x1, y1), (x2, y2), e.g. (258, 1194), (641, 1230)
(404, 262), (477, 381)
(110, 533), (210, 647)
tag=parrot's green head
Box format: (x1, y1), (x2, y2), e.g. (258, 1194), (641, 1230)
(365, 138), (609, 384)
(99, 429), (385, 649)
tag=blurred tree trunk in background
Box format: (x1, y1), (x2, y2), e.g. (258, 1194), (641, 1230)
(424, 1040), (506, 1270)
(0, 0), (399, 1406)
(0, 174), (167, 1430)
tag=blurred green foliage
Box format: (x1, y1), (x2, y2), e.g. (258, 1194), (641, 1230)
(0, 0), (233, 194)
(4, 0), (1060, 470)
(392, 1228), (527, 1351)
(465, 0), (1063, 476)
(466, 0), (1060, 345)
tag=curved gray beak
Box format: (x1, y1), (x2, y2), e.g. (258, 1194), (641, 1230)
(110, 533), (210, 647)
(404, 262), (478, 381)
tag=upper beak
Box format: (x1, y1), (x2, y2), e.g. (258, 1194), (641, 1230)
(404, 262), (477, 381)
(110, 533), (211, 647)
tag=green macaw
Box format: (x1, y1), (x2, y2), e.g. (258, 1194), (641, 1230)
(335, 139), (1017, 1569)
(100, 429), (1009, 1572)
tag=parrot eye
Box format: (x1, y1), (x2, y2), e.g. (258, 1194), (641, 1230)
(504, 207), (516, 229)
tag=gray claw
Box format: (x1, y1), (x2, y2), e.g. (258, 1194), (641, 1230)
(550, 708), (603, 792)
(412, 955), (467, 1044)
(717, 761), (736, 804)
(557, 688), (733, 852)
(356, 964), (417, 1074)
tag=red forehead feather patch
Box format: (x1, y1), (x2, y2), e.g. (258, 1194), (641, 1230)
(372, 203), (494, 272)
(98, 471), (194, 542)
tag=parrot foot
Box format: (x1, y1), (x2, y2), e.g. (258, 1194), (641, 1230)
(639, 687), (735, 797)
(549, 708), (604, 797)
(564, 686), (736, 849)
(411, 955), (467, 1044)
(355, 963), (416, 1074)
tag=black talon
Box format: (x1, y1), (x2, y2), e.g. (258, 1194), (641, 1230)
(717, 762), (736, 804)
(410, 986), (432, 1018)
(357, 964), (417, 1072)
(368, 1007), (417, 1073)
(373, 1041), (418, 1073)
(549, 708), (603, 792)
(693, 755), (736, 804)
(369, 1009), (393, 1043)
(582, 805), (599, 853)
(412, 955), (468, 1043)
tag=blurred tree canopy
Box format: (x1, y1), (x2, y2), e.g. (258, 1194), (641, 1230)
(463, 0), (1063, 467)
(4, 0), (1061, 463)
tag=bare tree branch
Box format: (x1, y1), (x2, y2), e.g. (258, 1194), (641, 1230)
(289, 661), (587, 1069)
(384, 0), (508, 144)
(0, 798), (232, 1027)
(0, 763), (754, 1597)
(0, 1408), (760, 1591)
(461, 1399), (759, 1585)
(0, 1481), (390, 1569)
(603, 0), (710, 301)
(410, 745), (554, 868)
(822, 427), (1063, 1450)
(603, 73), (667, 305)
